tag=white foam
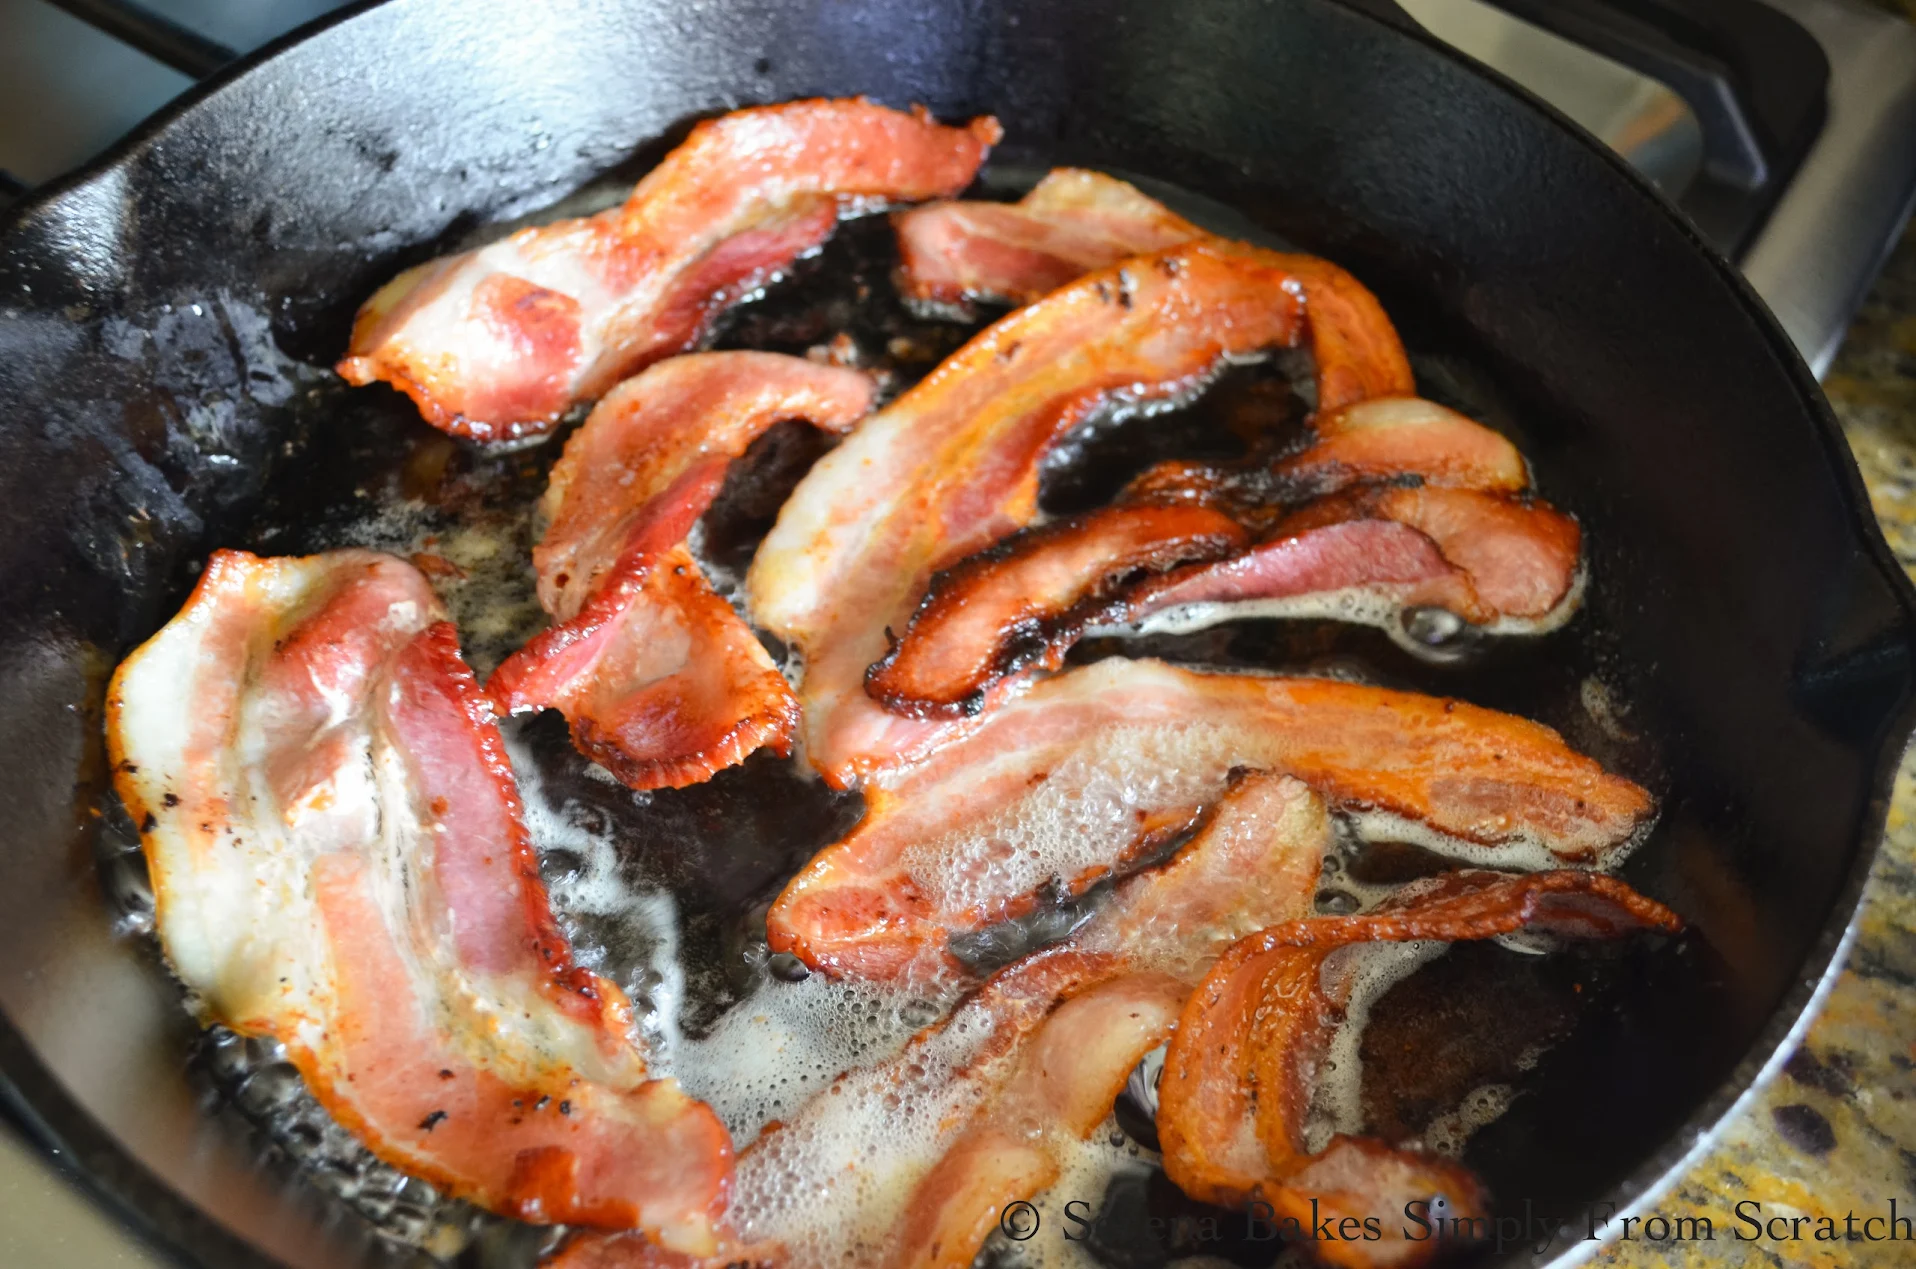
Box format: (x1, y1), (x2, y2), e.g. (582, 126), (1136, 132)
(895, 725), (1251, 922)
(1580, 673), (1639, 744)
(724, 998), (1008, 1266)
(1343, 805), (1645, 874)
(1091, 561), (1589, 660)
(678, 973), (954, 1143)
(1416, 1083), (1518, 1158)
(1306, 942), (1448, 1154)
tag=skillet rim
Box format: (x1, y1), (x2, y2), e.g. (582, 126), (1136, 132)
(0, 1), (1912, 1265)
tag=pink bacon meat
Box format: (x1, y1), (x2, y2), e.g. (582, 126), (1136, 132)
(746, 238), (1415, 786)
(338, 98), (998, 442)
(488, 353), (874, 790)
(1123, 485), (1582, 634)
(107, 549), (731, 1248)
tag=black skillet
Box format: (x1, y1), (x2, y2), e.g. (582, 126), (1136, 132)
(1, 0), (1912, 1266)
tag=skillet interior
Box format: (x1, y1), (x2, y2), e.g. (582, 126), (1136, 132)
(1, 0), (1913, 1265)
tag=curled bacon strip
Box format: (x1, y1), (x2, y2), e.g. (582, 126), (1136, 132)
(1122, 485), (1583, 636)
(489, 353), (874, 789)
(748, 238), (1414, 786)
(894, 168), (1206, 308)
(864, 503), (1249, 717)
(338, 99), (997, 441)
(108, 550), (730, 1248)
(868, 397), (1564, 714)
(768, 658), (1652, 979)
(1157, 871), (1681, 1268)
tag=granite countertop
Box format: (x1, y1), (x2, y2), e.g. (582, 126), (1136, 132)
(1595, 179), (1916, 1269)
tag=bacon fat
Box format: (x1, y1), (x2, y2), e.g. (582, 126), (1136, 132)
(107, 550), (731, 1247)
(338, 99), (997, 441)
(767, 658), (1652, 979)
(488, 353), (874, 789)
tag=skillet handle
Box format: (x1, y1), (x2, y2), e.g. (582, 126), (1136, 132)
(1473, 0), (1825, 196)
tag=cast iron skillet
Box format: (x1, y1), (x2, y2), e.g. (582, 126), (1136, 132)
(1, 0), (1912, 1265)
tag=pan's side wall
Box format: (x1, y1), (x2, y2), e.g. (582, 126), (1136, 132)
(0, 1), (1906, 1265)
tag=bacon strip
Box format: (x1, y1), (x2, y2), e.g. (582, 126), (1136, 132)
(1121, 485), (1582, 634)
(893, 168), (1206, 307)
(490, 543), (803, 790)
(748, 239), (1414, 786)
(767, 658), (1652, 979)
(1277, 396), (1528, 495)
(338, 99), (998, 441)
(888, 974), (1188, 1269)
(107, 550), (730, 1248)
(532, 353), (877, 620)
(488, 354), (874, 789)
(866, 395), (1562, 714)
(1157, 871), (1681, 1268)
(864, 503), (1249, 717)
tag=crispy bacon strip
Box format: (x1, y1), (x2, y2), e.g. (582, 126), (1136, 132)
(865, 394), (1562, 714)
(864, 503), (1249, 717)
(489, 354), (874, 789)
(893, 168), (1206, 307)
(768, 658), (1652, 979)
(337, 99), (998, 441)
(107, 550), (730, 1248)
(1157, 871), (1681, 1268)
(551, 772), (1331, 1269)
(1120, 485), (1582, 636)
(748, 239), (1414, 785)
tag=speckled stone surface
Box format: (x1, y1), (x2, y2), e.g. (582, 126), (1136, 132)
(1591, 134), (1916, 1269)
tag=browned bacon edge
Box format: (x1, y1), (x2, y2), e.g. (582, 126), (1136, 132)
(864, 503), (1250, 717)
(864, 471), (1580, 720)
(1157, 871), (1681, 1269)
